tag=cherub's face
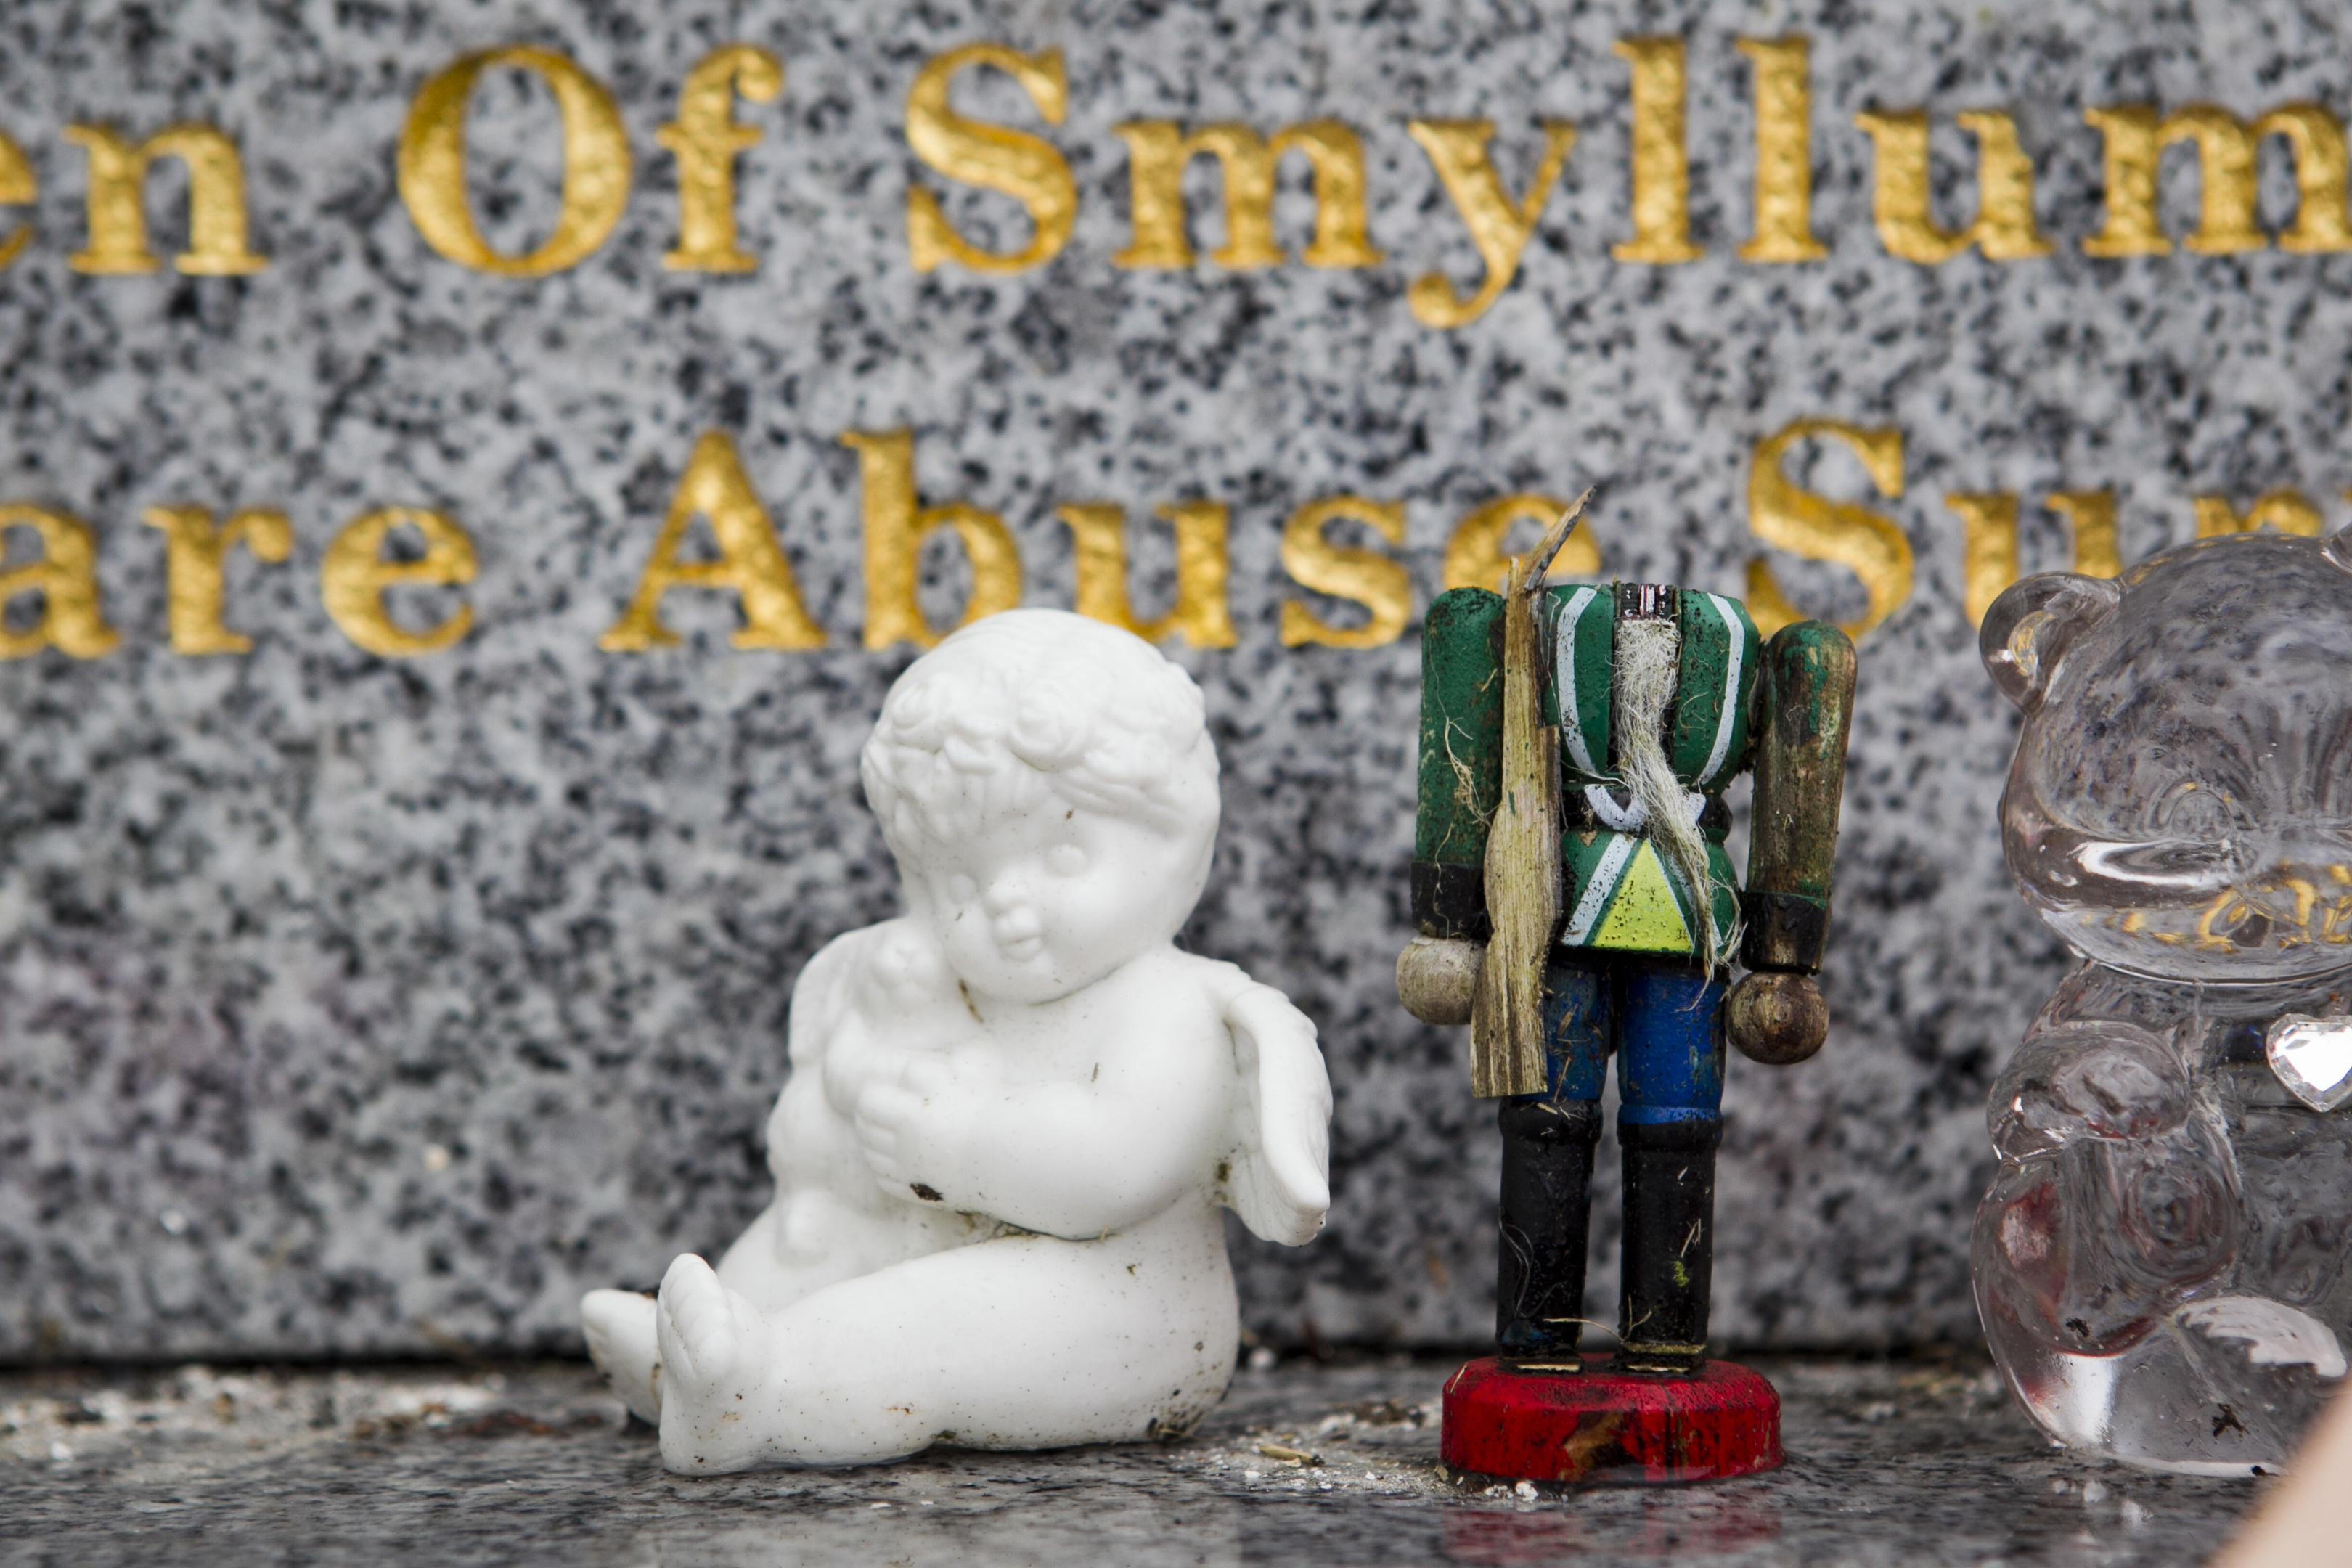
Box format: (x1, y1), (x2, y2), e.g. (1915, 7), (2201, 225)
(905, 799), (1213, 1007)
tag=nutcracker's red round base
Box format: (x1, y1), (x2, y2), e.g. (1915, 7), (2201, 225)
(1441, 1355), (1783, 1486)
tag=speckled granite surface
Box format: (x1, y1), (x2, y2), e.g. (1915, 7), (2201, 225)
(4, 0), (2351, 1358)
(0, 1354), (2267, 1565)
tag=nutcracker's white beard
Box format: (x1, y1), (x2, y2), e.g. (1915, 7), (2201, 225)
(1614, 617), (1739, 971)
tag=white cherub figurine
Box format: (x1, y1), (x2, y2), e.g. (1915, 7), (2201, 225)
(580, 609), (1332, 1474)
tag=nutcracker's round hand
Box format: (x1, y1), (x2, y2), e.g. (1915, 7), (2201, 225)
(1726, 970), (1829, 1064)
(1397, 936), (1482, 1026)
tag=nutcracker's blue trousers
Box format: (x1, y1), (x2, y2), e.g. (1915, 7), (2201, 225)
(1529, 952), (1726, 1123)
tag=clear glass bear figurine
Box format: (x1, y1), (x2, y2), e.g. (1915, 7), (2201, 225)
(1974, 529), (2352, 1474)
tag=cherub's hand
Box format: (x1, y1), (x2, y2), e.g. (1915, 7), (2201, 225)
(851, 1050), (969, 1208)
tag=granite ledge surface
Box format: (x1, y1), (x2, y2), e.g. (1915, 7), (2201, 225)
(0, 1352), (2264, 1567)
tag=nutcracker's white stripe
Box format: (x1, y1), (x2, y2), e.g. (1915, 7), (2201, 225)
(1584, 784), (1704, 833)
(1554, 585), (1602, 777)
(1562, 831), (1640, 946)
(1699, 592), (1745, 789)
(1585, 784), (1645, 831)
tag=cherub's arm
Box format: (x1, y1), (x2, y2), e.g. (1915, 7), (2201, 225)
(851, 992), (1236, 1241)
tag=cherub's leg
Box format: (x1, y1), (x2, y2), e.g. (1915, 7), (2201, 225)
(655, 1221), (1236, 1474)
(580, 1289), (662, 1424)
(588, 1187), (952, 1428)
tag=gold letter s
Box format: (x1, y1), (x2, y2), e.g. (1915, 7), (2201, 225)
(1280, 497), (1410, 649)
(905, 44), (1074, 274)
(1746, 420), (1911, 640)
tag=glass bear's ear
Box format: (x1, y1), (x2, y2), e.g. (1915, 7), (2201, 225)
(2325, 521), (2352, 576)
(1980, 573), (2123, 711)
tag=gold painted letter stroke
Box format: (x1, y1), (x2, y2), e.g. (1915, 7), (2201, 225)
(143, 505), (293, 654)
(1407, 119), (1578, 327)
(661, 45), (785, 273)
(399, 46), (633, 277)
(0, 505), (119, 659)
(841, 428), (1023, 650)
(601, 430), (825, 650)
(905, 44), (1074, 274)
(321, 507), (478, 657)
(66, 123), (268, 275)
(1746, 420), (1911, 640)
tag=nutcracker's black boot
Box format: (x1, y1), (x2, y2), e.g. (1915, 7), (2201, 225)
(1495, 1098), (1602, 1367)
(1616, 1117), (1722, 1374)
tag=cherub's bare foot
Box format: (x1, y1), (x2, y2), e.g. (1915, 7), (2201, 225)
(655, 1253), (770, 1474)
(579, 1288), (662, 1425)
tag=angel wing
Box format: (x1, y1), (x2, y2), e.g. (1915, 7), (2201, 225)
(1220, 984), (1334, 1246)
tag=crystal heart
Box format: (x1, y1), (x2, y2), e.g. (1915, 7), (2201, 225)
(2266, 1015), (2352, 1112)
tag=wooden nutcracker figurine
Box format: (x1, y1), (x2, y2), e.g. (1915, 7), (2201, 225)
(1398, 499), (1856, 1485)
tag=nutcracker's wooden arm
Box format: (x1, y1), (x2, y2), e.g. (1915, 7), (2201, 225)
(1412, 587), (1505, 942)
(1740, 621), (1858, 975)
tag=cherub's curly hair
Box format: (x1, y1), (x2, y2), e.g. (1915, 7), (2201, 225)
(861, 610), (1220, 853)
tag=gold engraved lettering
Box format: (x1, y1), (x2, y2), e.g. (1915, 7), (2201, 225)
(1406, 120), (1578, 327)
(2085, 103), (2352, 257)
(2258, 107), (2352, 251)
(840, 429), (1022, 650)
(1279, 495), (1410, 649)
(905, 44), (1074, 274)
(64, 123), (267, 275)
(660, 45), (784, 274)
(1058, 501), (1236, 648)
(0, 130), (33, 269)
(2081, 107), (2167, 256)
(2167, 108), (2270, 253)
(1737, 37), (1825, 263)
(320, 507), (478, 658)
(1853, 109), (2051, 262)
(142, 505), (293, 654)
(2046, 490), (2122, 577)
(2194, 489), (2324, 539)
(600, 430), (825, 651)
(0, 505), (119, 658)
(1745, 420), (1911, 640)
(1944, 492), (2017, 627)
(1612, 38), (1701, 264)
(1443, 494), (1601, 593)
(1111, 120), (1382, 269)
(398, 46), (632, 277)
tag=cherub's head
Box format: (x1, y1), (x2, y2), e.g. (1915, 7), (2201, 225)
(860, 610), (1221, 1005)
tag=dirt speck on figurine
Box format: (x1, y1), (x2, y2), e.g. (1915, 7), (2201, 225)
(580, 609), (1332, 1474)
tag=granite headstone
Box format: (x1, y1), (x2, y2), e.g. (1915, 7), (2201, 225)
(3, 0), (2345, 1359)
